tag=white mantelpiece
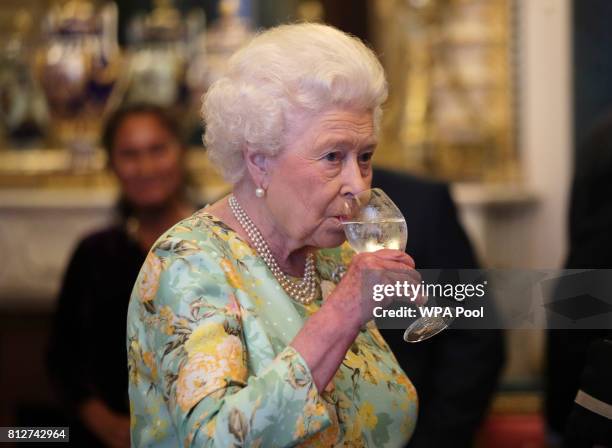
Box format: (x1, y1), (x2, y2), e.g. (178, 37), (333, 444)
(452, 183), (539, 268)
(0, 189), (115, 310)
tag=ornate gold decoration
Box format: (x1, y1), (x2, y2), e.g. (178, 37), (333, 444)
(372, 0), (519, 182)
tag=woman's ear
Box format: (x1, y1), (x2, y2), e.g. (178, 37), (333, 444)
(244, 146), (272, 189)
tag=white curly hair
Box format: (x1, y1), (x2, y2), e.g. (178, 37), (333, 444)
(202, 22), (388, 184)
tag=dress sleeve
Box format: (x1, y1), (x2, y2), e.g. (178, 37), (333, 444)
(128, 235), (332, 447)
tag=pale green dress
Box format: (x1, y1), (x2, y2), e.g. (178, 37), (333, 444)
(127, 209), (418, 447)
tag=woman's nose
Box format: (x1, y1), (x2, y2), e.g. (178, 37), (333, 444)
(136, 154), (156, 177)
(340, 158), (369, 196)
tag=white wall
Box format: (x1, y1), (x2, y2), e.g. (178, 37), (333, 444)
(452, 0), (573, 382)
(519, 0), (572, 269)
(455, 0), (572, 271)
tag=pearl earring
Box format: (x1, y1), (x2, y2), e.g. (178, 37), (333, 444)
(255, 187), (265, 198)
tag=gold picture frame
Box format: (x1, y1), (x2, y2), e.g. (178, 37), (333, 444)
(372, 0), (519, 182)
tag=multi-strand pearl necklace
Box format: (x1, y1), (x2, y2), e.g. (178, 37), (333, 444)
(229, 195), (318, 305)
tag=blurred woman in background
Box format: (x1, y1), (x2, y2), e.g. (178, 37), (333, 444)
(48, 103), (195, 447)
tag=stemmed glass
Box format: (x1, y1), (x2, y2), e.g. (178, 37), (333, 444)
(342, 188), (450, 343)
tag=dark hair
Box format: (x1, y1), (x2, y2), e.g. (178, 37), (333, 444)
(101, 103), (185, 157)
(102, 103), (189, 220)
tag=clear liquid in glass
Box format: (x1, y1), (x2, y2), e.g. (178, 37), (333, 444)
(342, 218), (408, 253)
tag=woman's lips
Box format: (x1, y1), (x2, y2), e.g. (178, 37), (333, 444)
(333, 215), (349, 223)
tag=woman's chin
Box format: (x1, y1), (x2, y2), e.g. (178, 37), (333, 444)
(127, 192), (174, 210)
(315, 228), (346, 249)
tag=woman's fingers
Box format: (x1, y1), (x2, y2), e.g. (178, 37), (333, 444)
(373, 263), (422, 303)
(371, 249), (415, 268)
(334, 251), (422, 327)
(353, 251), (415, 272)
(354, 256), (422, 305)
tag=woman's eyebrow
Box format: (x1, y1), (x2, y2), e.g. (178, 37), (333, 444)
(314, 135), (377, 150)
(361, 138), (378, 149)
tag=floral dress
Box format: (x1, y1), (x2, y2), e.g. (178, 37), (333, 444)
(127, 210), (418, 447)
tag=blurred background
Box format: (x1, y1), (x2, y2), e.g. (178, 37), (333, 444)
(0, 0), (609, 446)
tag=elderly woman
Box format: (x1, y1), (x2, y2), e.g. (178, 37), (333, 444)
(127, 23), (418, 447)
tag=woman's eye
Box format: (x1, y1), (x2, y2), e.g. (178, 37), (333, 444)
(324, 152), (341, 162)
(359, 152), (373, 163)
(150, 144), (168, 155)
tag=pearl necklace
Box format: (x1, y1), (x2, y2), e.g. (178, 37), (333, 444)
(229, 195), (318, 305)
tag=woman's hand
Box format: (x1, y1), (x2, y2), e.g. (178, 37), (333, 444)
(326, 249), (421, 331)
(79, 398), (131, 448)
(291, 249), (420, 392)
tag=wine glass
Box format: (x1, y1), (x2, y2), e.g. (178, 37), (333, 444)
(342, 188), (451, 343)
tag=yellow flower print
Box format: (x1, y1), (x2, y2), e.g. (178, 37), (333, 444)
(320, 280), (336, 301)
(158, 306), (176, 335)
(176, 353), (228, 412)
(217, 336), (247, 376)
(358, 402), (378, 430)
(128, 360), (139, 386)
(335, 389), (353, 411)
(396, 373), (412, 391)
(177, 317), (190, 330)
(362, 348), (390, 383)
(310, 420), (322, 432)
(296, 390), (337, 444)
(138, 252), (163, 304)
(340, 243), (355, 265)
(176, 327), (247, 412)
(397, 373), (417, 396)
(129, 338), (141, 354)
(220, 258), (244, 290)
(293, 415), (306, 439)
(150, 417), (169, 441)
(215, 228), (232, 242)
(128, 339), (143, 385)
(368, 326), (390, 351)
(229, 236), (252, 259)
(392, 372), (416, 411)
(344, 410), (363, 445)
(186, 411), (211, 447)
(344, 347), (366, 372)
(205, 419), (216, 438)
(192, 324), (242, 362)
(303, 302), (318, 316)
(142, 351), (158, 381)
(160, 305), (174, 321)
(298, 400), (340, 447)
(130, 400), (137, 431)
(172, 225), (193, 234)
(303, 398), (326, 420)
(184, 322), (226, 357)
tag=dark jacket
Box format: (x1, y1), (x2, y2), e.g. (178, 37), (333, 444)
(47, 225), (146, 446)
(545, 112), (612, 446)
(373, 168), (505, 448)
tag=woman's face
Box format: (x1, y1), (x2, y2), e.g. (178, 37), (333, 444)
(110, 114), (185, 210)
(264, 107), (376, 249)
